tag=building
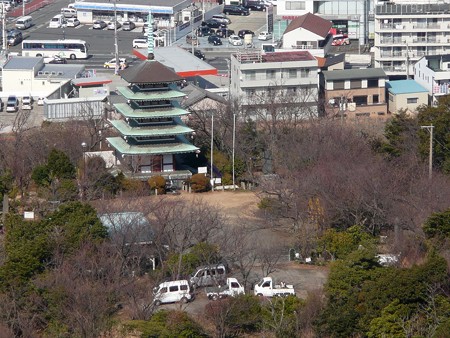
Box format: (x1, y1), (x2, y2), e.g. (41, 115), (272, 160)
(321, 68), (388, 118)
(106, 15), (199, 181)
(276, 0), (374, 45)
(374, 1), (450, 78)
(1, 56), (85, 99)
(281, 12), (333, 57)
(230, 49), (319, 117)
(386, 80), (428, 115)
(414, 55), (450, 107)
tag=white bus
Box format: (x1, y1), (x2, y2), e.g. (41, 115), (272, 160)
(21, 39), (89, 59)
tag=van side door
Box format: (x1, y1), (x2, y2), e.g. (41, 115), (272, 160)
(168, 285), (180, 302)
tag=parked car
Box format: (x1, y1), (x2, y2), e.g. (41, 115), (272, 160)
(223, 5), (250, 16)
(208, 35), (223, 46)
(206, 278), (245, 300)
(211, 14), (231, 25)
(153, 280), (194, 306)
(107, 21), (121, 30)
(228, 34), (243, 46)
(21, 95), (32, 110)
(66, 18), (80, 27)
(6, 95), (19, 113)
(243, 0), (268, 11)
(258, 31), (272, 40)
(254, 277), (295, 297)
(122, 21), (136, 31)
(215, 28), (235, 38)
(49, 14), (65, 28)
(238, 29), (255, 38)
(190, 49), (205, 60)
(37, 97), (45, 106)
(7, 30), (22, 46)
(93, 20), (107, 29)
(202, 19), (227, 29)
(103, 58), (127, 69)
(197, 26), (212, 37)
(44, 55), (67, 64)
(190, 264), (228, 287)
(186, 34), (199, 45)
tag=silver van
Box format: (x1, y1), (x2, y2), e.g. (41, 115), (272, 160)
(132, 38), (147, 49)
(61, 8), (77, 18)
(6, 96), (19, 113)
(15, 16), (33, 30)
(7, 30), (22, 46)
(211, 14), (231, 25)
(190, 264), (228, 287)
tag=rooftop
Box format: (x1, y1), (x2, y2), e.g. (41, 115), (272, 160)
(376, 2), (450, 15)
(284, 12), (332, 38)
(386, 80), (428, 95)
(35, 64), (86, 79)
(262, 51), (316, 62)
(423, 55), (450, 72)
(3, 57), (42, 70)
(322, 68), (387, 81)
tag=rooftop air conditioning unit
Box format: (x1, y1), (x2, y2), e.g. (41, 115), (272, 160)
(51, 71), (57, 75)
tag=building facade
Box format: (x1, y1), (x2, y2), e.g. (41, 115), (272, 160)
(414, 55), (450, 107)
(230, 50), (319, 117)
(386, 79), (428, 114)
(374, 1), (450, 78)
(321, 68), (388, 119)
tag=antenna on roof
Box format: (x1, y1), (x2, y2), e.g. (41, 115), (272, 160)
(147, 10), (155, 61)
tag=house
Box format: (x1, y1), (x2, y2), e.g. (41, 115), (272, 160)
(320, 68), (388, 119)
(106, 14), (199, 182)
(414, 55), (450, 107)
(230, 49), (319, 117)
(316, 53), (345, 71)
(386, 80), (428, 115)
(281, 12), (333, 57)
(181, 83), (227, 116)
(374, 1), (450, 77)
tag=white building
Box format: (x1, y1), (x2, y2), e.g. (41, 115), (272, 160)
(230, 49), (319, 116)
(374, 1), (450, 78)
(414, 55), (450, 106)
(281, 12), (332, 57)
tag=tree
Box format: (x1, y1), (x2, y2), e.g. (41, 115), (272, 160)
(148, 175), (166, 195)
(189, 173), (210, 193)
(423, 208), (450, 242)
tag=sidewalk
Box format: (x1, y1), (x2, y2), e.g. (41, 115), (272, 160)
(9, 0), (55, 17)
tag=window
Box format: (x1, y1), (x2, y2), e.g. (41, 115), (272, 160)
(373, 95), (379, 103)
(407, 97), (418, 104)
(287, 87), (297, 94)
(262, 281), (270, 288)
(288, 69), (297, 78)
(333, 81), (345, 90)
(169, 286), (178, 292)
(180, 285), (188, 291)
(353, 95), (368, 105)
(231, 282), (239, 288)
(350, 80), (361, 89)
(389, 93), (394, 102)
(286, 1), (305, 10)
(217, 268), (225, 275)
(300, 68), (310, 78)
(160, 287), (167, 293)
(266, 69), (276, 79)
(368, 79), (378, 88)
(245, 71), (255, 80)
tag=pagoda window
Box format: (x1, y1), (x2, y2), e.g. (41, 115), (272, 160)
(135, 136), (176, 142)
(131, 83), (170, 92)
(133, 100), (172, 109)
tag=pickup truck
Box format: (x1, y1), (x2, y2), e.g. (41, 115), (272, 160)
(254, 277), (295, 297)
(205, 277), (245, 300)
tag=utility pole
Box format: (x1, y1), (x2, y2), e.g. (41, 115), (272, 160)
(1, 4), (7, 53)
(191, 8), (195, 55)
(114, 0), (119, 75)
(22, 0), (25, 16)
(406, 43), (410, 79)
(210, 113), (214, 191)
(421, 125), (434, 180)
(232, 112), (236, 190)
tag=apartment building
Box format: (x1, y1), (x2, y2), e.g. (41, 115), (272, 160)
(374, 1), (450, 77)
(414, 54), (450, 106)
(320, 68), (388, 118)
(229, 49), (319, 117)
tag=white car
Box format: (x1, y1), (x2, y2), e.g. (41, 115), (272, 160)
(22, 95), (33, 110)
(107, 21), (121, 30)
(228, 35), (243, 46)
(104, 58), (127, 69)
(66, 18), (80, 27)
(258, 31), (272, 41)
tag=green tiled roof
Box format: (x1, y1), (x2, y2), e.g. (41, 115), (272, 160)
(107, 136), (199, 155)
(117, 86), (186, 100)
(114, 103), (190, 118)
(110, 120), (194, 137)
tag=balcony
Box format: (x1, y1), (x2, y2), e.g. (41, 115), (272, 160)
(380, 38), (406, 44)
(380, 23), (404, 30)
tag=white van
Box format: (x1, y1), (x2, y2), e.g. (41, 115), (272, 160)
(153, 280), (194, 305)
(132, 38), (147, 48)
(49, 14), (65, 28)
(61, 8), (77, 18)
(15, 16), (33, 30)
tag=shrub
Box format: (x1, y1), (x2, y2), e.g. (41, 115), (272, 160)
(148, 176), (166, 195)
(189, 174), (210, 193)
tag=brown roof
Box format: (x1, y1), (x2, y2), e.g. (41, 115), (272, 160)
(261, 51), (315, 62)
(284, 12), (332, 38)
(120, 60), (183, 84)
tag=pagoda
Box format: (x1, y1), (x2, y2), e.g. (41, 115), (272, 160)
(107, 12), (198, 180)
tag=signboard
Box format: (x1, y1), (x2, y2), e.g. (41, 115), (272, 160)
(267, 6), (274, 33)
(24, 211), (35, 219)
(198, 166), (207, 174)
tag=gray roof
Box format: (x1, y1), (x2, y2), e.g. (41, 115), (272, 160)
(325, 53), (345, 67)
(181, 83), (227, 108)
(35, 64), (85, 80)
(322, 68), (387, 81)
(2, 57), (42, 70)
(99, 212), (154, 244)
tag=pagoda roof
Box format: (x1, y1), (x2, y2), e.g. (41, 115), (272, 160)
(120, 60), (183, 84)
(114, 103), (190, 119)
(117, 86), (186, 100)
(106, 136), (199, 155)
(109, 119), (194, 137)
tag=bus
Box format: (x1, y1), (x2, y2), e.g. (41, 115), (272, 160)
(21, 39), (89, 59)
